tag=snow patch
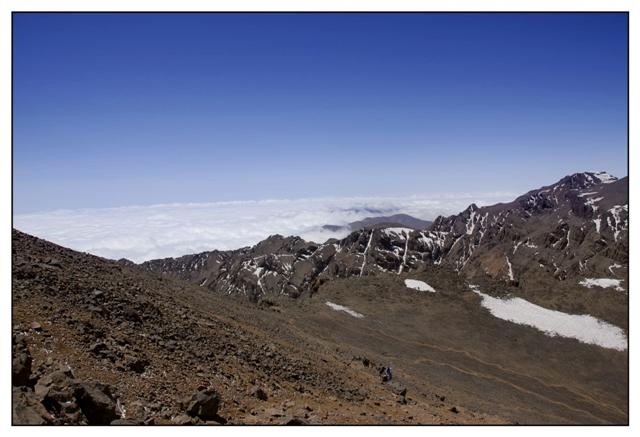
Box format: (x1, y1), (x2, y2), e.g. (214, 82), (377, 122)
(593, 217), (601, 233)
(607, 205), (628, 242)
(325, 301), (364, 319)
(466, 209), (477, 235)
(404, 279), (436, 293)
(577, 191), (598, 198)
(359, 230), (375, 277)
(468, 285), (627, 351)
(593, 172), (617, 184)
(584, 197), (604, 206)
(418, 231), (447, 250)
(513, 241), (522, 254)
(383, 227), (413, 239)
(398, 231), (411, 275)
(608, 264), (622, 275)
(505, 256), (514, 281)
(579, 278), (625, 292)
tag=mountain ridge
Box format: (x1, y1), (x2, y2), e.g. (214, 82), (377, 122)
(139, 172), (628, 324)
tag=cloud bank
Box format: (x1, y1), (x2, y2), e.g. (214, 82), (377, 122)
(14, 194), (513, 263)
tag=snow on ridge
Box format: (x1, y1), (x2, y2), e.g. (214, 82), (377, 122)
(579, 278), (625, 292)
(584, 196), (604, 213)
(593, 172), (617, 184)
(513, 241), (522, 254)
(404, 279), (436, 293)
(398, 233), (410, 275)
(325, 301), (364, 319)
(608, 264), (622, 275)
(468, 285), (627, 351)
(607, 205), (628, 242)
(466, 209), (477, 235)
(584, 197), (604, 205)
(418, 231), (447, 249)
(383, 227), (413, 239)
(359, 230), (375, 277)
(577, 191), (598, 198)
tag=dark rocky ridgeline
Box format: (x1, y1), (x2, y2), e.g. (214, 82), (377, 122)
(140, 172), (628, 305)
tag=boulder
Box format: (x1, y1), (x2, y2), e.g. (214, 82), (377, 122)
(171, 414), (194, 425)
(13, 401), (46, 425)
(12, 335), (32, 387)
(286, 417), (308, 425)
(12, 387), (49, 425)
(185, 388), (220, 421)
(388, 381), (407, 397)
(124, 355), (150, 374)
(251, 387), (268, 401)
(73, 382), (118, 425)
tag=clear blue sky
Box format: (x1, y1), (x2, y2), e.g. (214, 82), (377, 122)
(13, 13), (628, 213)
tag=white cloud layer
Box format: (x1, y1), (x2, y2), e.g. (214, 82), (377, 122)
(14, 194), (512, 263)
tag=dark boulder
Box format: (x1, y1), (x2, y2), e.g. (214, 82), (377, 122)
(251, 387), (268, 401)
(12, 335), (32, 387)
(185, 388), (221, 421)
(73, 382), (118, 425)
(34, 368), (75, 398)
(125, 355), (150, 374)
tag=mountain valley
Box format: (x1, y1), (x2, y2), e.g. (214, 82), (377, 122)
(12, 171), (629, 425)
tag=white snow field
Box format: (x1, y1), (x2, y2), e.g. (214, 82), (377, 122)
(579, 278), (625, 292)
(404, 279), (436, 293)
(468, 285), (627, 351)
(325, 301), (364, 319)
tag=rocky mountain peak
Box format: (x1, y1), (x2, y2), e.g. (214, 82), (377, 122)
(556, 171), (618, 190)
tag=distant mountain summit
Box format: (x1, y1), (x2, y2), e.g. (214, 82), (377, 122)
(140, 172), (628, 307)
(323, 213), (432, 232)
(426, 171), (627, 283)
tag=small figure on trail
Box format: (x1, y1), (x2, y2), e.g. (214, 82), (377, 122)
(380, 366), (392, 382)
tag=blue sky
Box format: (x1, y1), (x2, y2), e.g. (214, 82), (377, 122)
(13, 13), (628, 213)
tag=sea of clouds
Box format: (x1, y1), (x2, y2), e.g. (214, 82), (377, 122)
(14, 194), (513, 263)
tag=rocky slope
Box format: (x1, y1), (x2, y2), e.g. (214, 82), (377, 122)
(141, 172), (628, 323)
(13, 229), (494, 425)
